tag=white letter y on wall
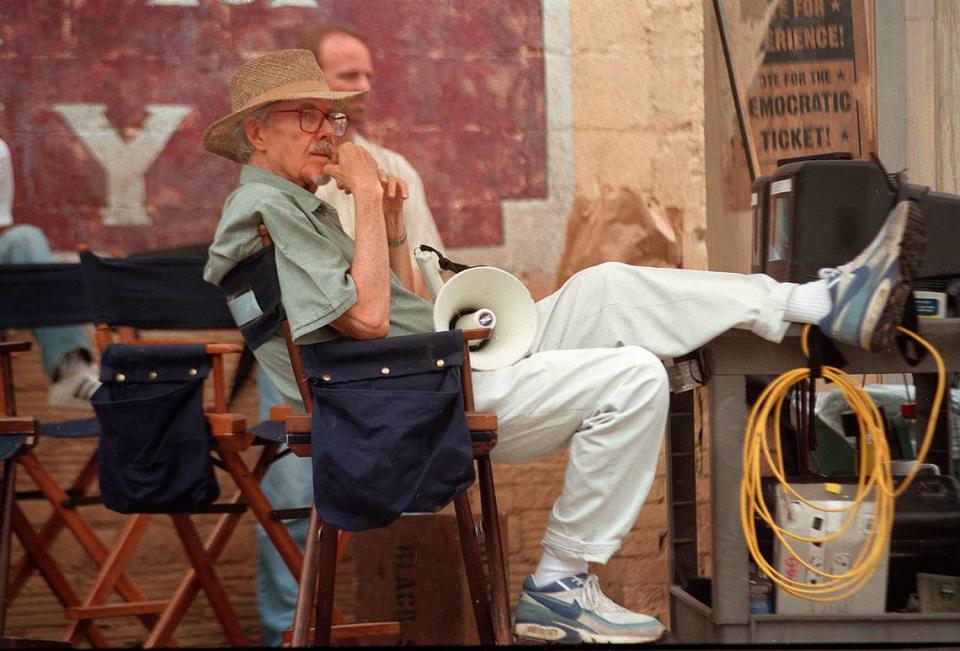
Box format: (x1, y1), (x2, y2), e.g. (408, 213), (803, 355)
(52, 103), (192, 226)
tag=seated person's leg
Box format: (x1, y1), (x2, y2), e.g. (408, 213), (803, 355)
(532, 198), (922, 358)
(0, 225), (99, 408)
(257, 365), (286, 423)
(256, 517), (309, 647)
(475, 346), (668, 643)
(255, 364), (313, 645)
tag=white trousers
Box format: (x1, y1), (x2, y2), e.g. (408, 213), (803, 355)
(473, 262), (796, 564)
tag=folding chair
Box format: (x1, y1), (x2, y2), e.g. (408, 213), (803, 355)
(64, 249), (307, 647)
(0, 263), (160, 646)
(228, 228), (512, 646)
(0, 339), (37, 634)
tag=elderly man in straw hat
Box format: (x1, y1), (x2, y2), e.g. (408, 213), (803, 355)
(203, 50), (922, 644)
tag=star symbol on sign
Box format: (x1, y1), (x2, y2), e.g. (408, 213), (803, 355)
(836, 69), (846, 81)
(841, 129), (849, 142)
(831, 0), (841, 11)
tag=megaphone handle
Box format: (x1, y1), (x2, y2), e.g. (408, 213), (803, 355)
(414, 247), (445, 300)
(418, 244), (472, 274)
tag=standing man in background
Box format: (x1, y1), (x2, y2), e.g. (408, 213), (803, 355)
(298, 24), (444, 295)
(253, 27), (445, 645)
(0, 133), (99, 410)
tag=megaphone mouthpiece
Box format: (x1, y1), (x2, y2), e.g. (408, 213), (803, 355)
(452, 308), (497, 332)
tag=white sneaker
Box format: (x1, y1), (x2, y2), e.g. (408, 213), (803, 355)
(818, 199), (926, 351)
(48, 350), (101, 410)
(514, 573), (665, 644)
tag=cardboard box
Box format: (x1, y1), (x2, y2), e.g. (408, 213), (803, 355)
(349, 511), (508, 646)
(773, 483), (889, 615)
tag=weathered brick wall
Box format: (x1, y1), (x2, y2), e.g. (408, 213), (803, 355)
(0, 0), (545, 253)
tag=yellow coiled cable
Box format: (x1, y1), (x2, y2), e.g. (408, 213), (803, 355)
(740, 325), (946, 602)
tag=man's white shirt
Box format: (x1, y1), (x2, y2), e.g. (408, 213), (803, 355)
(315, 132), (444, 257)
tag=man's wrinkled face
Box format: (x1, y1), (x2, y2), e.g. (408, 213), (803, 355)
(247, 99), (337, 189)
(317, 33), (373, 127)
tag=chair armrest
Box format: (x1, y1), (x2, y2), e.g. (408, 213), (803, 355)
(269, 403), (293, 421)
(284, 413), (312, 457)
(462, 328), (492, 342)
(284, 414), (311, 434)
(466, 411), (497, 431)
(207, 413), (253, 451)
(0, 417), (36, 435)
(205, 343), (244, 355)
(0, 341), (31, 354)
(466, 411), (497, 455)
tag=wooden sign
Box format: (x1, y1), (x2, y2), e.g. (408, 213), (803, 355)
(745, 0), (875, 173)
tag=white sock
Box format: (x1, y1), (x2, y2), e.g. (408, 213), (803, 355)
(784, 279), (831, 324)
(532, 550), (588, 587)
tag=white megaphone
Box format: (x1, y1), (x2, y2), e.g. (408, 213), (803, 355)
(432, 266), (538, 371)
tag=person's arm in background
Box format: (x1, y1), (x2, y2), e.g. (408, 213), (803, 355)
(381, 170), (415, 293)
(395, 158), (444, 298)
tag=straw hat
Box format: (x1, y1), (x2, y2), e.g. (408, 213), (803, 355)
(203, 49), (363, 162)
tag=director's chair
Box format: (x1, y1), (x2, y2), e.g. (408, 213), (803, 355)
(61, 249), (307, 647)
(0, 263), (160, 646)
(232, 227), (512, 646)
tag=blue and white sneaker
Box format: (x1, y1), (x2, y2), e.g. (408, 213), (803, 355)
(818, 199), (925, 352)
(513, 574), (665, 644)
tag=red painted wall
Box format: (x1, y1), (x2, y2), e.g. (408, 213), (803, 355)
(0, 0), (546, 253)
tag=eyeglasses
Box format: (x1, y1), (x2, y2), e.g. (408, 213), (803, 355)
(270, 107), (349, 137)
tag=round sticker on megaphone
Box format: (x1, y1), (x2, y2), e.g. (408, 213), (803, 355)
(433, 267), (537, 371)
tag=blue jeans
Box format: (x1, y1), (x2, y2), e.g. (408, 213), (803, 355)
(256, 366), (312, 646)
(0, 225), (91, 376)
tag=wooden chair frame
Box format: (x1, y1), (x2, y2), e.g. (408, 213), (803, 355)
(0, 338), (173, 646)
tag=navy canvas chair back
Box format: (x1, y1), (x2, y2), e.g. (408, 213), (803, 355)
(0, 263), (98, 438)
(301, 331), (476, 531)
(0, 263), (93, 329)
(219, 244), (285, 350)
(78, 250), (234, 331)
(92, 343), (219, 513)
(78, 251), (235, 514)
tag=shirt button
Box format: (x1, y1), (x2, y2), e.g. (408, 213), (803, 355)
(322, 374), (332, 382)
(115, 373), (126, 383)
(381, 367), (391, 375)
(188, 368), (198, 377)
(148, 371), (158, 380)
(435, 359), (445, 368)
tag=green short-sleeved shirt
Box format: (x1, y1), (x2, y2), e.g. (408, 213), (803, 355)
(205, 165), (434, 343)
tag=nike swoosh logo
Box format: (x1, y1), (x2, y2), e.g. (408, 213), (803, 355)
(528, 593), (583, 620)
(823, 266), (872, 331)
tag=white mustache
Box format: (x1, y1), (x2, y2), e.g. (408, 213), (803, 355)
(310, 142), (333, 157)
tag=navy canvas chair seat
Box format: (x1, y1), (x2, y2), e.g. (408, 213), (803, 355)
(36, 417), (100, 438)
(248, 419), (286, 442)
